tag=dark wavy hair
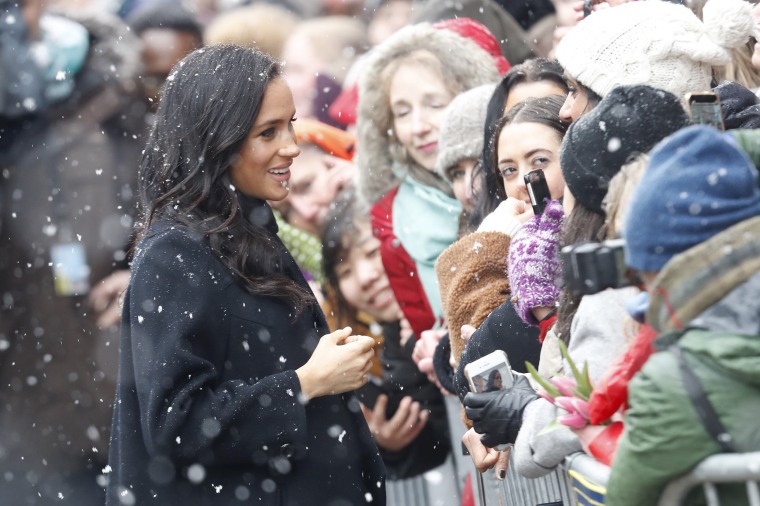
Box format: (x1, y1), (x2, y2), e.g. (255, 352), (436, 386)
(470, 58), (568, 227)
(138, 44), (313, 313)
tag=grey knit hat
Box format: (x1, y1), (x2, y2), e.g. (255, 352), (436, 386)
(435, 83), (497, 181)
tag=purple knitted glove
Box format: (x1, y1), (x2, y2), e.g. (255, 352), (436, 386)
(507, 199), (564, 326)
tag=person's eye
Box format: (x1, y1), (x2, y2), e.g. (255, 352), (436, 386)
(532, 157), (550, 169)
(499, 165), (517, 178)
(449, 169), (465, 181)
(260, 127), (276, 139)
(392, 107), (410, 119)
(337, 267), (351, 279)
(366, 246), (380, 259)
(567, 86), (577, 97)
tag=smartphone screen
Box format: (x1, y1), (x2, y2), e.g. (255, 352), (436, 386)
(687, 93), (725, 131)
(524, 169), (551, 215)
(464, 350), (514, 393)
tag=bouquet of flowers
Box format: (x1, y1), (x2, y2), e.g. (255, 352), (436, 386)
(526, 340), (594, 431)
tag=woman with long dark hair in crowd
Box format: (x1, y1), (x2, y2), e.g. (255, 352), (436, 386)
(106, 45), (385, 505)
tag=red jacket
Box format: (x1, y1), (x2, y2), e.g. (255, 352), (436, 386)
(371, 188), (437, 338)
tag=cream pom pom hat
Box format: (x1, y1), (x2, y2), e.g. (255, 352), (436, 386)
(555, 0), (759, 101)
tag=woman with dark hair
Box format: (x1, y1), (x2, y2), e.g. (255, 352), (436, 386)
(471, 58), (568, 227)
(106, 45), (385, 506)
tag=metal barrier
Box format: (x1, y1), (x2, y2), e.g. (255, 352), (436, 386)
(560, 451), (760, 506)
(657, 452), (760, 506)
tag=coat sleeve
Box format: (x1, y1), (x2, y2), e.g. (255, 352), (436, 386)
(605, 353), (717, 506)
(513, 398), (583, 478)
(127, 228), (309, 465)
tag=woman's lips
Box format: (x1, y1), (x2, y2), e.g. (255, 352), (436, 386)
(416, 141), (438, 155)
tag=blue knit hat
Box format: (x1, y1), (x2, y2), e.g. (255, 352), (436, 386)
(624, 125), (760, 272)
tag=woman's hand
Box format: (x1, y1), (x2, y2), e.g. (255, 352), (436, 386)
(361, 395), (428, 452)
(412, 328), (447, 387)
(477, 199), (534, 236)
(463, 374), (539, 447)
(296, 327), (376, 400)
(507, 199), (564, 326)
(462, 428), (500, 472)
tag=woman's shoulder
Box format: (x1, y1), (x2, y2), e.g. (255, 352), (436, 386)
(135, 222), (206, 258)
(132, 222), (230, 284)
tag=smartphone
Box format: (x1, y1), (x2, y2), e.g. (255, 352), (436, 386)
(524, 169), (551, 215)
(464, 350), (514, 394)
(686, 92), (725, 131)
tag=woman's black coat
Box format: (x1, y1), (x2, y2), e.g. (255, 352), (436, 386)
(107, 202), (386, 505)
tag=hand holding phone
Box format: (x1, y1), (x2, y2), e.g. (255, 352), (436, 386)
(464, 350), (514, 393)
(524, 169), (551, 215)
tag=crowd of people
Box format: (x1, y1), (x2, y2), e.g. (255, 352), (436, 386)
(1, 0), (759, 504)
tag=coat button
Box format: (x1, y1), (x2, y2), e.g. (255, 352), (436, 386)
(279, 443), (295, 459)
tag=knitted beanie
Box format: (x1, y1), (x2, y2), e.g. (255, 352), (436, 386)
(555, 0), (757, 101)
(435, 84), (497, 181)
(624, 125), (760, 272)
(560, 85), (691, 215)
(432, 18), (511, 75)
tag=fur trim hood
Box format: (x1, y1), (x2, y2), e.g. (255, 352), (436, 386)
(354, 22), (500, 205)
(54, 8), (143, 107)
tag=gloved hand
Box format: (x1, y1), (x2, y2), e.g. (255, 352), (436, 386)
(507, 199), (564, 325)
(463, 374), (539, 448)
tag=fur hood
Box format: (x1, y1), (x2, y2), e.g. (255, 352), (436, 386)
(354, 22), (500, 205)
(53, 8), (143, 109)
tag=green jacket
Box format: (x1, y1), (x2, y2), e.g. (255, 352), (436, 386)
(606, 216), (760, 506)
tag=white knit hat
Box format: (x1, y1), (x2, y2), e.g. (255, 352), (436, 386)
(555, 0), (757, 101)
(435, 84), (497, 181)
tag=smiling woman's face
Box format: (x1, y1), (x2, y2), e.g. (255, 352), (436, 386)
(336, 218), (401, 323)
(229, 78), (300, 202)
(389, 60), (454, 171)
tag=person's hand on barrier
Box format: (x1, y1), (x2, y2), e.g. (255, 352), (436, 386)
(494, 448), (511, 480)
(507, 199), (564, 326)
(463, 374), (539, 447)
(462, 428), (500, 473)
(361, 394), (429, 452)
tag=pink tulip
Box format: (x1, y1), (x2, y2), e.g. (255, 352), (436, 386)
(571, 398), (590, 419)
(538, 388), (556, 405)
(557, 411), (588, 429)
(551, 376), (578, 397)
(554, 396), (576, 413)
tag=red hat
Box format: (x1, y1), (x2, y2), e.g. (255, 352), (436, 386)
(327, 82), (359, 128)
(433, 18), (511, 75)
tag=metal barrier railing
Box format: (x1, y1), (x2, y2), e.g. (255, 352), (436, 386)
(657, 452), (760, 506)
(560, 451), (760, 506)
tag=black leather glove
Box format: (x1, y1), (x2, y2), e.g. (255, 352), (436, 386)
(463, 374), (539, 448)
